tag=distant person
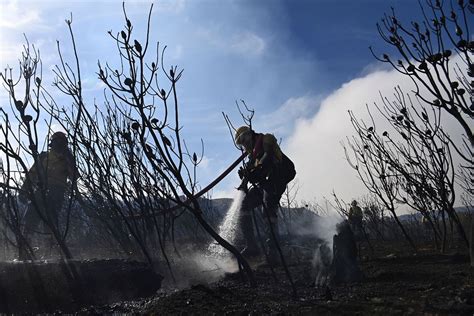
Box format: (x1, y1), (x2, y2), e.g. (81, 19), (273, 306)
(348, 200), (363, 238)
(420, 214), (432, 239)
(234, 126), (296, 263)
(19, 132), (76, 259)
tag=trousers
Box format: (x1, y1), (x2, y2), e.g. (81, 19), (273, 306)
(238, 181), (284, 255)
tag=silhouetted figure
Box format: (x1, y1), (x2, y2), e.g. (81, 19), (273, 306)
(331, 221), (363, 284)
(348, 200), (363, 239)
(234, 126), (296, 263)
(348, 200), (366, 259)
(19, 132), (76, 259)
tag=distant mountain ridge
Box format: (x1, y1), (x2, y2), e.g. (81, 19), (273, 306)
(397, 206), (472, 222)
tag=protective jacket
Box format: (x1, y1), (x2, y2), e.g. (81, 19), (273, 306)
(237, 133), (295, 259)
(246, 133), (296, 190)
(348, 205), (363, 222)
(22, 148), (76, 196)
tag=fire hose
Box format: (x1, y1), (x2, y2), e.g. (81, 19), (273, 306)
(125, 152), (248, 220)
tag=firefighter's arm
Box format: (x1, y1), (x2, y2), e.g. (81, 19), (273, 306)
(257, 152), (269, 167)
(256, 134), (278, 168)
(237, 158), (262, 187)
(245, 164), (265, 184)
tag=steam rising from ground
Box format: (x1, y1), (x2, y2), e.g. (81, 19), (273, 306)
(161, 191), (245, 289)
(301, 213), (345, 285)
(311, 215), (343, 265)
(160, 253), (239, 290)
(312, 214), (344, 250)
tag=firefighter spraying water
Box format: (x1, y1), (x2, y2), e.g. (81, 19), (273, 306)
(207, 125), (295, 263)
(233, 126), (296, 263)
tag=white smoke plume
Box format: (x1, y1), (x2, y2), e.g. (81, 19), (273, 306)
(284, 56), (467, 206)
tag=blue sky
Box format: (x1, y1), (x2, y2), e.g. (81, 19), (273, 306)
(3, 0), (464, 207)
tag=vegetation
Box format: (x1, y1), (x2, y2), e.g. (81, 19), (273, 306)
(0, 0), (472, 313)
(344, 0), (472, 255)
(0, 4), (255, 284)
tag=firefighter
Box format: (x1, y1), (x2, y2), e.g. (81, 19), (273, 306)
(19, 132), (76, 258)
(348, 200), (363, 237)
(234, 126), (296, 262)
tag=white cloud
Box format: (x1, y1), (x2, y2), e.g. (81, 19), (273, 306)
(155, 0), (186, 14)
(0, 0), (41, 30)
(195, 27), (217, 46)
(260, 95), (321, 137)
(230, 31), (265, 56)
(168, 44), (183, 61)
(198, 155), (211, 169)
(90, 80), (107, 92)
(0, 1), (56, 77)
(195, 27), (266, 57)
(0, 43), (25, 65)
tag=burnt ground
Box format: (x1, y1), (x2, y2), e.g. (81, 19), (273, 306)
(78, 240), (474, 315)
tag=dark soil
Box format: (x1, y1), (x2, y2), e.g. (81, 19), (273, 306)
(78, 241), (474, 315)
(0, 259), (162, 313)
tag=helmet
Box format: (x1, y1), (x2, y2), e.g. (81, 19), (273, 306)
(49, 132), (68, 147)
(234, 126), (252, 145)
(351, 200), (358, 206)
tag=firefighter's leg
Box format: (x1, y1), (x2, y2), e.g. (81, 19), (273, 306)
(262, 187), (280, 264)
(44, 186), (65, 257)
(47, 185), (66, 229)
(265, 212), (280, 264)
(20, 203), (41, 260)
(239, 187), (262, 257)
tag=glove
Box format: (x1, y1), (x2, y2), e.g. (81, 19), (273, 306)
(247, 164), (264, 183)
(238, 166), (246, 180)
(237, 179), (248, 193)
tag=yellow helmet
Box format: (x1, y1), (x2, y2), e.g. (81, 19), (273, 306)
(234, 126), (252, 145)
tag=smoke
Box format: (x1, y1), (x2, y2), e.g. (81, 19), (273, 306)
(159, 252), (239, 290)
(285, 55), (468, 205)
(159, 193), (347, 290)
(160, 191), (245, 290)
(313, 214), (344, 250)
(311, 216), (344, 287)
(289, 211), (344, 285)
(312, 240), (333, 287)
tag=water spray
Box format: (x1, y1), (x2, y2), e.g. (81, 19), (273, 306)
(207, 190), (246, 257)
